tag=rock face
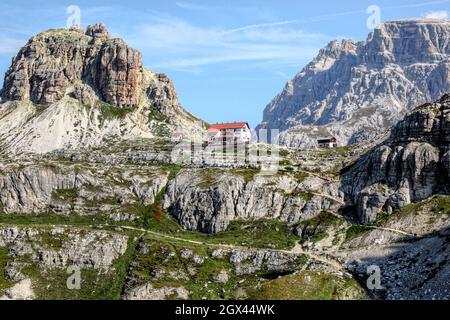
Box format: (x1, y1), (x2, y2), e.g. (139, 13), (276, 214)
(1, 24), (141, 106)
(257, 19), (450, 147)
(0, 163), (169, 215)
(122, 283), (189, 300)
(0, 279), (35, 300)
(0, 24), (204, 154)
(91, 38), (142, 106)
(0, 226), (128, 271)
(338, 196), (450, 300)
(85, 23), (111, 41)
(340, 94), (450, 223)
(163, 169), (342, 233)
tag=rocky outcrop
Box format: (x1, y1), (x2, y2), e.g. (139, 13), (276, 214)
(340, 94), (450, 223)
(147, 73), (181, 116)
(258, 19), (450, 147)
(0, 226), (128, 271)
(90, 38), (143, 106)
(1, 24), (141, 107)
(121, 238), (314, 300)
(228, 249), (302, 276)
(0, 163), (169, 214)
(122, 283), (189, 300)
(0, 279), (35, 300)
(85, 23), (111, 41)
(71, 83), (99, 107)
(337, 196), (450, 300)
(163, 169), (342, 233)
(0, 24), (204, 154)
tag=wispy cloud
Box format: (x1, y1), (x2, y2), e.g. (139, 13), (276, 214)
(175, 1), (275, 19)
(129, 14), (332, 70)
(0, 35), (25, 55)
(423, 10), (449, 19)
(153, 46), (320, 68)
(175, 1), (211, 11)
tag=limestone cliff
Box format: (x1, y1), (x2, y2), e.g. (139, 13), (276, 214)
(257, 19), (450, 147)
(0, 24), (204, 154)
(163, 168), (342, 233)
(340, 93), (450, 223)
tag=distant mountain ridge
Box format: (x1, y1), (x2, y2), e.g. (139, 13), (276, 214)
(257, 19), (450, 147)
(0, 23), (203, 154)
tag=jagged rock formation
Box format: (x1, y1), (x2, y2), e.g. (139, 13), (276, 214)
(163, 168), (342, 233)
(0, 24), (204, 154)
(1, 23), (140, 106)
(0, 279), (35, 300)
(0, 21), (449, 302)
(337, 195), (450, 300)
(257, 19), (450, 147)
(340, 94), (450, 223)
(0, 226), (128, 272)
(0, 162), (169, 215)
(85, 23), (111, 41)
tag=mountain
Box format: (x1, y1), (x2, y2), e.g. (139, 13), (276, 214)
(0, 24), (204, 154)
(257, 19), (450, 147)
(0, 22), (448, 301)
(0, 94), (447, 300)
(340, 93), (450, 223)
(163, 94), (449, 232)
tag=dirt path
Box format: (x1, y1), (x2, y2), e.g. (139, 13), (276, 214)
(117, 225), (345, 271)
(0, 218), (413, 273)
(310, 192), (345, 205)
(363, 225), (416, 237)
(288, 242), (344, 270)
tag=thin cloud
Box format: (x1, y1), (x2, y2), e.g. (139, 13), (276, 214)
(130, 16), (332, 70)
(423, 10), (449, 19)
(175, 1), (211, 11)
(153, 46), (320, 68)
(0, 36), (25, 54)
(224, 0), (450, 34)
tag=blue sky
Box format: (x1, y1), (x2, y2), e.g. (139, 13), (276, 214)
(0, 0), (449, 127)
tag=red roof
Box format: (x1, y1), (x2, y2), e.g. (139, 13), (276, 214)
(207, 128), (220, 134)
(209, 122), (249, 130)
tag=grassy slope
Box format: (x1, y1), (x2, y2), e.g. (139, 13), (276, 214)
(124, 237), (309, 300)
(5, 162), (446, 300)
(0, 226), (137, 300)
(247, 271), (367, 300)
(345, 195), (450, 242)
(0, 247), (15, 296)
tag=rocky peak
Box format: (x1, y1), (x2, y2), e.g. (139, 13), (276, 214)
(308, 39), (357, 73)
(389, 93), (450, 145)
(361, 19), (450, 65)
(318, 39), (356, 59)
(85, 23), (111, 41)
(0, 24), (205, 154)
(1, 23), (142, 107)
(69, 24), (84, 34)
(258, 18), (450, 147)
(341, 93), (450, 223)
